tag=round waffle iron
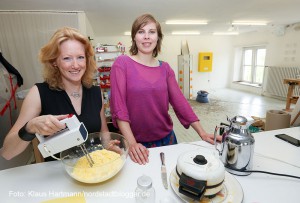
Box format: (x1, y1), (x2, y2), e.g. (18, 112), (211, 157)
(176, 149), (225, 201)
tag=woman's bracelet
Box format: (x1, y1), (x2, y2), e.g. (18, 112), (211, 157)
(18, 122), (36, 141)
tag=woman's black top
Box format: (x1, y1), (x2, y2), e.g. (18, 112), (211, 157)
(36, 82), (102, 161)
(36, 82), (102, 133)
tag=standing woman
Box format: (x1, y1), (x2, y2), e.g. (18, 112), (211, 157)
(110, 14), (221, 165)
(1, 27), (109, 161)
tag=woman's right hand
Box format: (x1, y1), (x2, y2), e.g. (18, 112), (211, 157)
(26, 114), (69, 136)
(128, 142), (149, 165)
(115, 120), (149, 164)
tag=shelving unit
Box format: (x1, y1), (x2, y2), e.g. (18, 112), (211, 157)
(94, 43), (125, 117)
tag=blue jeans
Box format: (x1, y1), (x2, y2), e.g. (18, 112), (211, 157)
(141, 130), (178, 148)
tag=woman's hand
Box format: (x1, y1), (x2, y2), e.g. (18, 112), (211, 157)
(115, 120), (149, 164)
(26, 114), (69, 136)
(129, 143), (149, 165)
(201, 132), (222, 144)
(105, 139), (123, 154)
(191, 121), (222, 145)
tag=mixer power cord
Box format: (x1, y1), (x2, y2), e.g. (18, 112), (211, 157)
(226, 167), (300, 180)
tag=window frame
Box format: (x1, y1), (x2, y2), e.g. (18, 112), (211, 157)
(241, 46), (266, 85)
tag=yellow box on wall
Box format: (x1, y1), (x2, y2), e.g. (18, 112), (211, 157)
(198, 52), (213, 72)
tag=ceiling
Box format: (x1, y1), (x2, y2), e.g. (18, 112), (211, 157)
(0, 0), (300, 37)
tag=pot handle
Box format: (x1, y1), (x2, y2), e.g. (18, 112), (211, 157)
(214, 124), (229, 156)
(214, 126), (222, 155)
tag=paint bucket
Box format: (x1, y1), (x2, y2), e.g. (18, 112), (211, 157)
(196, 90), (209, 103)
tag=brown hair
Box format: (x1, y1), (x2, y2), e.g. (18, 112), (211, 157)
(39, 27), (96, 89)
(129, 14), (163, 57)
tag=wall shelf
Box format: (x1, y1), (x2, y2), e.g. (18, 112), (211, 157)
(94, 43), (125, 117)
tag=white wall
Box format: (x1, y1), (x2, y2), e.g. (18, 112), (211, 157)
(78, 12), (95, 38)
(94, 25), (300, 97)
(230, 26), (300, 94)
(94, 35), (233, 97)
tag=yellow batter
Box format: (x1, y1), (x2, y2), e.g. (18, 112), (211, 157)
(72, 149), (124, 183)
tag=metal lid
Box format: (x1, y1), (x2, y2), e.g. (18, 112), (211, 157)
(232, 116), (248, 125)
(137, 175), (152, 190)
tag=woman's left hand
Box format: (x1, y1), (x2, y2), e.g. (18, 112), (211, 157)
(201, 132), (222, 144)
(190, 121), (222, 144)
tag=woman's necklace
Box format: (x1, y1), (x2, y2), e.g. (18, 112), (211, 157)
(70, 91), (80, 99)
(68, 86), (82, 100)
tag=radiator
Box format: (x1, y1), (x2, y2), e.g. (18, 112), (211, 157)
(262, 66), (300, 98)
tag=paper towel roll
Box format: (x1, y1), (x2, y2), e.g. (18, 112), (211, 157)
(265, 110), (291, 131)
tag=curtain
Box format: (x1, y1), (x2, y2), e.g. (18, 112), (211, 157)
(0, 11), (79, 90)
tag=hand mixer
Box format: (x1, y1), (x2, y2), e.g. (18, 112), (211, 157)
(35, 114), (95, 167)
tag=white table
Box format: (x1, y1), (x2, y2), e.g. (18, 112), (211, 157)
(0, 127), (300, 203)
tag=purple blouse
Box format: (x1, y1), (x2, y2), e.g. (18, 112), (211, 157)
(110, 55), (199, 142)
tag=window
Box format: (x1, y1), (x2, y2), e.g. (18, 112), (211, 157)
(241, 46), (266, 85)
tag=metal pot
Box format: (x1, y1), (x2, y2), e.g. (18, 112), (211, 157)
(214, 116), (255, 175)
(176, 149), (225, 200)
